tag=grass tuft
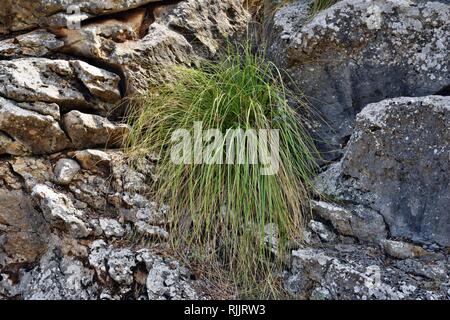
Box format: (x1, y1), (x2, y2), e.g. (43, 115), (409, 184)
(125, 44), (318, 298)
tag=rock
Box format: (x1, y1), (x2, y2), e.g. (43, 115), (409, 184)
(0, 190), (50, 267)
(71, 61), (121, 103)
(107, 248), (136, 287)
(0, 132), (28, 156)
(0, 97), (71, 155)
(63, 110), (130, 149)
(32, 184), (91, 238)
(9, 157), (52, 188)
(19, 248), (97, 300)
(1, 0), (162, 33)
(0, 29), (64, 58)
(73, 149), (112, 173)
(17, 102), (61, 121)
(316, 96), (450, 246)
(270, 0), (450, 158)
(134, 221), (169, 240)
(137, 249), (200, 300)
(308, 220), (337, 243)
(310, 200), (388, 242)
(285, 246), (449, 299)
(0, 58), (121, 111)
(53, 159), (81, 185)
(54, 0), (249, 91)
(0, 58), (87, 107)
(381, 240), (427, 260)
(99, 218), (125, 238)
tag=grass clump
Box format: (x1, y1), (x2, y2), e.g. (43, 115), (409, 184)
(125, 45), (317, 298)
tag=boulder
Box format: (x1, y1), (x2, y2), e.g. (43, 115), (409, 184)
(270, 0), (450, 158)
(315, 96), (450, 246)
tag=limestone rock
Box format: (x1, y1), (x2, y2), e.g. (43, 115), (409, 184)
(285, 246), (449, 300)
(0, 58), (87, 107)
(98, 218), (126, 238)
(19, 248), (97, 300)
(270, 0), (450, 158)
(0, 190), (50, 267)
(0, 0), (162, 33)
(53, 159), (81, 185)
(63, 110), (130, 149)
(316, 96), (450, 246)
(32, 184), (91, 238)
(310, 200), (388, 242)
(0, 29), (64, 58)
(71, 61), (121, 103)
(381, 240), (427, 260)
(0, 97), (71, 155)
(73, 149), (112, 174)
(54, 0), (249, 91)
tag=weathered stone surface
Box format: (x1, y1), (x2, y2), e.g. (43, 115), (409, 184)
(63, 111), (130, 149)
(285, 245), (449, 300)
(137, 249), (200, 300)
(73, 149), (112, 174)
(32, 184), (91, 238)
(270, 0), (450, 158)
(0, 29), (64, 58)
(53, 159), (81, 185)
(315, 96), (450, 246)
(0, 0), (162, 33)
(19, 247), (97, 300)
(0, 190), (50, 267)
(0, 58), (87, 107)
(0, 132), (28, 156)
(0, 97), (71, 155)
(0, 58), (120, 111)
(54, 0), (249, 91)
(381, 240), (427, 260)
(311, 200), (388, 242)
(71, 61), (121, 103)
(99, 218), (125, 238)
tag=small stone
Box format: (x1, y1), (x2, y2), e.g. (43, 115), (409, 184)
(99, 218), (125, 238)
(381, 240), (427, 260)
(134, 221), (169, 241)
(73, 149), (111, 173)
(308, 220), (337, 243)
(53, 159), (81, 185)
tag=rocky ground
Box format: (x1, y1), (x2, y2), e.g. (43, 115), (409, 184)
(0, 0), (449, 300)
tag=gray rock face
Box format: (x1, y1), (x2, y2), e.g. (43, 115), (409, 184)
(316, 96), (450, 246)
(285, 245), (449, 300)
(311, 200), (388, 242)
(270, 0), (450, 158)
